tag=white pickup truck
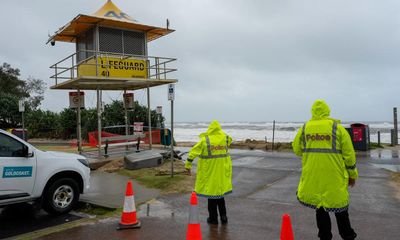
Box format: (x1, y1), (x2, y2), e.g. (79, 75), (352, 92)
(0, 129), (90, 214)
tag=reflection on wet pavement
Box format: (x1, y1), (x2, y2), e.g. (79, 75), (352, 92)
(369, 149), (400, 160)
(367, 149), (400, 172)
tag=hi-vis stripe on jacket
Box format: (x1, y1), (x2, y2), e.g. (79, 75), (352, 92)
(185, 120), (233, 199)
(292, 100), (358, 212)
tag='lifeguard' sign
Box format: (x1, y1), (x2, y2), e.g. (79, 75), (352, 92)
(78, 57), (148, 79)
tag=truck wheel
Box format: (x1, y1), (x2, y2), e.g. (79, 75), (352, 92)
(42, 178), (79, 215)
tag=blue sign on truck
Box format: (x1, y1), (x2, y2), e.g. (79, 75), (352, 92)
(2, 166), (33, 178)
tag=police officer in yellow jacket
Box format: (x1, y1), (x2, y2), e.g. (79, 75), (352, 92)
(185, 120), (233, 225)
(292, 100), (358, 240)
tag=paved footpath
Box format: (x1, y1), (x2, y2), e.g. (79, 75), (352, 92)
(39, 149), (400, 240)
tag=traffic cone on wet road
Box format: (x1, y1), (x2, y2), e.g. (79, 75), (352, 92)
(117, 181), (141, 230)
(280, 213), (294, 240)
(186, 192), (202, 240)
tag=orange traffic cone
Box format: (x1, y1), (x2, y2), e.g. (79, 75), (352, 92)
(186, 192), (202, 240)
(117, 181), (141, 230)
(280, 214), (294, 240)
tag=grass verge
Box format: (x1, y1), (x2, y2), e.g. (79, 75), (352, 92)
(390, 172), (400, 201)
(370, 142), (385, 149)
(117, 160), (195, 194)
(75, 203), (118, 217)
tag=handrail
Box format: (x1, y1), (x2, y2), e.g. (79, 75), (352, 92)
(50, 51), (79, 68)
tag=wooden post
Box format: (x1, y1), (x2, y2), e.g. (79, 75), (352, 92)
(377, 131), (381, 147)
(394, 107), (398, 145)
(391, 129), (395, 146)
(272, 120), (275, 151)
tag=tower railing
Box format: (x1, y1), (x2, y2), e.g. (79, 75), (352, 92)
(50, 50), (177, 86)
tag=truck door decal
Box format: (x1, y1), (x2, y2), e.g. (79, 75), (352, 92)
(2, 166), (33, 178)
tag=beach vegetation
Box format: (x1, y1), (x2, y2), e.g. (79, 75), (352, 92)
(24, 101), (164, 140)
(231, 140), (293, 152)
(370, 142), (385, 149)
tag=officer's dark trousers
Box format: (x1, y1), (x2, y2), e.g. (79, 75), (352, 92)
(208, 198), (227, 220)
(316, 207), (357, 240)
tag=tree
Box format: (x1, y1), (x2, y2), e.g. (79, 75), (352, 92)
(0, 92), (20, 128)
(0, 63), (46, 128)
(0, 63), (27, 98)
(103, 100), (125, 128)
(58, 108), (77, 139)
(24, 77), (46, 110)
(25, 109), (60, 138)
(102, 100), (164, 128)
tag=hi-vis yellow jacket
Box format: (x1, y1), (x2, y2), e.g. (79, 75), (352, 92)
(185, 120), (233, 198)
(292, 100), (358, 212)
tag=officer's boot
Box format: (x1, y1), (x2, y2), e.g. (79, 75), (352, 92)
(341, 232), (357, 240)
(207, 217), (218, 225)
(220, 215), (228, 224)
(207, 199), (218, 225)
(217, 198), (228, 224)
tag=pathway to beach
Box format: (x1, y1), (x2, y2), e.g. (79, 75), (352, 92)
(37, 149), (400, 239)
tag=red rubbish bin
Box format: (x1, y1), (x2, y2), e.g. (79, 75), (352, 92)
(350, 123), (370, 151)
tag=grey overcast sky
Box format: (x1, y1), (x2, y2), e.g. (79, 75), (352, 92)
(1, 0), (399, 122)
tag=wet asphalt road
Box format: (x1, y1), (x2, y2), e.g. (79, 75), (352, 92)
(35, 149), (400, 239)
(0, 203), (81, 239)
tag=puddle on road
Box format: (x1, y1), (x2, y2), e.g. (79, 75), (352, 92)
(369, 150), (400, 160)
(232, 156), (267, 167)
(368, 150), (400, 172)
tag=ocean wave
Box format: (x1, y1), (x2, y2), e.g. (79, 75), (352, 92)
(172, 121), (395, 143)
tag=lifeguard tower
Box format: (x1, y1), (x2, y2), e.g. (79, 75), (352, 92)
(48, 0), (177, 156)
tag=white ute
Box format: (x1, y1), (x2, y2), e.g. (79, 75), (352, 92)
(0, 129), (90, 214)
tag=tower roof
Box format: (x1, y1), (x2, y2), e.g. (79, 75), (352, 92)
(48, 0), (174, 44)
(93, 0), (137, 23)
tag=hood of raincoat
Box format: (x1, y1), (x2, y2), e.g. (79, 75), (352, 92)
(311, 100), (340, 123)
(311, 100), (330, 120)
(200, 120), (223, 137)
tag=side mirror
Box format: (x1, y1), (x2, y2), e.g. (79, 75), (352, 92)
(23, 146), (34, 158)
(28, 148), (34, 158)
